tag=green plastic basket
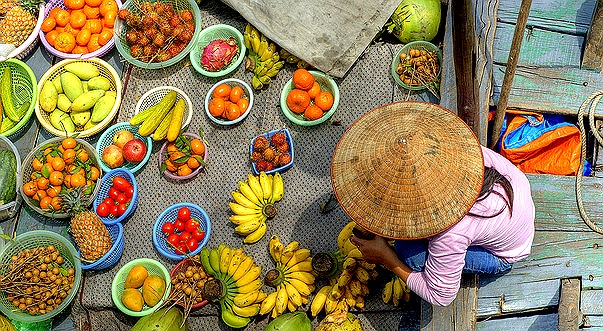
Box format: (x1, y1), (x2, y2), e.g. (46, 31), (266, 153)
(190, 24), (246, 77)
(114, 0), (202, 69)
(0, 230), (82, 323)
(0, 59), (37, 137)
(280, 70), (340, 126)
(391, 41), (442, 91)
(111, 258), (171, 317)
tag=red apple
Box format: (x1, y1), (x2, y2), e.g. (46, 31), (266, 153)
(102, 144), (124, 168)
(123, 139), (147, 163)
(113, 130), (134, 149)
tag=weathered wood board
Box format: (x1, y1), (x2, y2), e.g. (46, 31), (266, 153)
(475, 313), (558, 330)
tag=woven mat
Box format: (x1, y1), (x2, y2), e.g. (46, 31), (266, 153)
(70, 2), (436, 330)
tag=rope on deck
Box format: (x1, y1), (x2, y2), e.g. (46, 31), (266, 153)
(577, 90), (603, 234)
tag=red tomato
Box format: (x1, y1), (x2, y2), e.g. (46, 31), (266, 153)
(179, 231), (192, 243)
(175, 242), (187, 255)
(124, 186), (134, 198)
(96, 203), (109, 217)
(174, 219), (185, 232)
(108, 187), (120, 200)
(116, 203), (128, 216)
(162, 222), (175, 235)
(102, 197), (114, 206)
(186, 238), (199, 252)
(177, 207), (191, 221)
(109, 204), (118, 217)
(116, 193), (128, 205)
(112, 176), (130, 192)
(166, 233), (180, 246)
(191, 228), (205, 241)
(184, 218), (200, 233)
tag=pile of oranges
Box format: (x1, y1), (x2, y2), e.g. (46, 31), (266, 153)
(207, 83), (250, 121)
(41, 0), (119, 54)
(22, 138), (101, 212)
(162, 134), (206, 177)
(285, 68), (334, 121)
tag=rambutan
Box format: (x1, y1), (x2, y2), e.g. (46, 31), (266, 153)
(270, 131), (286, 146)
(262, 147), (276, 161)
(277, 153), (292, 166)
(275, 141), (289, 154)
(253, 136), (269, 152)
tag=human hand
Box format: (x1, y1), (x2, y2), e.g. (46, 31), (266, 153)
(350, 235), (398, 268)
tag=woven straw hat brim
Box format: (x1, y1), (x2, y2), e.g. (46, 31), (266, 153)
(330, 102), (484, 240)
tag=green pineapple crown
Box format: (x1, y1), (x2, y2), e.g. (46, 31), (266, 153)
(21, 0), (43, 15)
(60, 187), (91, 216)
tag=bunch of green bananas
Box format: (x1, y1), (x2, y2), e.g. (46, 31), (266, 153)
(278, 49), (310, 69)
(229, 172), (284, 244)
(382, 274), (411, 306)
(200, 243), (267, 329)
(243, 23), (285, 90)
(260, 235), (316, 318)
(309, 221), (379, 317)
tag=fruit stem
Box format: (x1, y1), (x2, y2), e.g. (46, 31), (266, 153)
(264, 268), (284, 287)
(201, 278), (225, 302)
(262, 204), (277, 219)
(312, 251), (345, 279)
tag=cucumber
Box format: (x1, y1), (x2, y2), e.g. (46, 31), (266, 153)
(0, 149), (17, 205)
(1, 67), (20, 122)
(138, 91), (177, 136)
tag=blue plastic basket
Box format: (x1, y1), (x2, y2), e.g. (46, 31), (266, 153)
(95, 122), (152, 174)
(250, 128), (295, 175)
(93, 168), (139, 225)
(81, 223), (124, 270)
(153, 203), (211, 261)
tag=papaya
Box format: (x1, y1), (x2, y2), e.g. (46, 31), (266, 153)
(124, 265), (148, 288)
(142, 274), (166, 307)
(121, 288), (144, 312)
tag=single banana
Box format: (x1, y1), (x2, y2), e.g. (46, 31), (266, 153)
(243, 32), (251, 50)
(265, 66), (281, 78)
(227, 248), (245, 276)
(238, 181), (262, 206)
(229, 213), (263, 225)
(337, 269), (353, 287)
(349, 279), (362, 297)
(259, 291), (277, 315)
(285, 271), (315, 285)
(260, 48), (273, 62)
(273, 61), (284, 71)
(355, 267), (371, 284)
(286, 277), (312, 296)
(237, 277), (263, 294)
(337, 222), (356, 251)
(234, 289), (260, 307)
(236, 266), (262, 288)
(258, 75), (271, 85)
(344, 287), (356, 307)
(311, 285), (331, 316)
(285, 260), (313, 273)
(271, 172), (284, 202)
(287, 300), (296, 312)
(232, 303), (260, 317)
(220, 301), (251, 329)
(284, 281), (303, 307)
(235, 218), (263, 235)
(230, 202), (261, 216)
(358, 260), (376, 270)
(280, 241), (300, 266)
(271, 53), (280, 63)
(392, 277), (402, 306)
(329, 283), (343, 301)
(220, 246), (233, 275)
(382, 279), (393, 304)
(268, 235), (282, 261)
(244, 221), (267, 244)
(259, 172), (272, 201)
(250, 33), (261, 54)
(232, 191), (261, 209)
(245, 23), (252, 36)
(209, 248), (221, 276)
(346, 247), (363, 259)
(231, 255), (255, 282)
(251, 75), (263, 90)
(275, 284), (288, 315)
(247, 174), (264, 202)
(342, 256), (357, 271)
(324, 291), (338, 314)
(200, 248), (216, 276)
(284, 248), (311, 270)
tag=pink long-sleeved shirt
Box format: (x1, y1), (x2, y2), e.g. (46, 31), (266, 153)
(405, 146), (535, 306)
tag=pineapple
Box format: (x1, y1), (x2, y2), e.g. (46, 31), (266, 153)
(0, 0), (39, 47)
(62, 188), (112, 262)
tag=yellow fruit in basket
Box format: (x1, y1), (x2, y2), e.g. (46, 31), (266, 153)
(70, 111), (91, 127)
(49, 109), (76, 132)
(70, 90), (105, 113)
(125, 265), (148, 289)
(88, 76), (111, 91)
(61, 72), (84, 102)
(39, 81), (58, 113)
(57, 94), (72, 112)
(64, 62), (100, 80)
(142, 274), (166, 307)
(121, 288), (144, 312)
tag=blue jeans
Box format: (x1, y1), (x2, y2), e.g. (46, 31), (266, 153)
(394, 240), (513, 275)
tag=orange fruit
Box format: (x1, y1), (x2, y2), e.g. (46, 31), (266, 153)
(85, 19), (102, 34)
(190, 139), (205, 156)
(224, 102), (241, 121)
(69, 10), (87, 29)
(49, 171), (64, 186)
(164, 159), (178, 172)
(286, 89), (311, 114)
(213, 84), (231, 99)
(308, 81), (321, 99)
(237, 98), (249, 113)
(37, 177), (49, 190)
(85, 0), (102, 6)
(65, 0), (85, 10)
(63, 23), (81, 37)
(70, 173), (86, 187)
(292, 68), (315, 91)
(89, 166), (100, 181)
(87, 33), (101, 52)
(62, 137), (76, 149)
(50, 197), (63, 210)
(49, 7), (61, 19)
(46, 186), (61, 198)
(72, 45), (89, 54)
(54, 32), (76, 53)
(45, 30), (59, 46)
(208, 97), (225, 118)
(82, 4), (100, 18)
(41, 17), (56, 33)
(62, 148), (75, 164)
(51, 157), (65, 171)
(187, 156), (200, 169)
(99, 0), (118, 16)
(103, 10), (117, 27)
(229, 85), (244, 104)
(177, 164), (192, 177)
(54, 9), (70, 27)
(97, 28), (113, 46)
(314, 91), (334, 111)
(76, 149), (89, 162)
(304, 105), (324, 121)
(76, 28), (91, 45)
(32, 158), (44, 171)
(39, 196), (53, 210)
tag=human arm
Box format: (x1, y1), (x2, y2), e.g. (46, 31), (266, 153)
(349, 235), (412, 282)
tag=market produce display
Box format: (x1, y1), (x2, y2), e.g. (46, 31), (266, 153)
(261, 235), (316, 318)
(0, 0), (39, 47)
(243, 23), (284, 90)
(393, 42), (441, 91)
(207, 81), (251, 122)
(121, 264), (166, 311)
(95, 175), (134, 219)
(199, 244), (266, 328)
(229, 172), (284, 243)
(159, 205), (206, 255)
(159, 132), (206, 179)
(200, 37), (238, 72)
(285, 68), (334, 121)
(250, 130), (293, 173)
(167, 255), (211, 312)
(0, 61), (37, 135)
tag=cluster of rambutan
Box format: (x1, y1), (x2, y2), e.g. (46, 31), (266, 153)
(117, 1), (195, 63)
(251, 131), (292, 171)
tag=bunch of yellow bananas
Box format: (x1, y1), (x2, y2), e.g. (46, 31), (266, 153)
(200, 243), (267, 329)
(310, 221), (379, 317)
(259, 235), (316, 318)
(243, 23), (285, 90)
(382, 275), (411, 305)
(229, 172), (284, 244)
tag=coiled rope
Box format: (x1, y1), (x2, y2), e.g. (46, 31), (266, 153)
(577, 90), (603, 234)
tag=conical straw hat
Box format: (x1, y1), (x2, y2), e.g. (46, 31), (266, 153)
(330, 102), (484, 239)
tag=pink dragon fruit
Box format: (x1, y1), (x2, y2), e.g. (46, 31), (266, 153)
(201, 37), (239, 72)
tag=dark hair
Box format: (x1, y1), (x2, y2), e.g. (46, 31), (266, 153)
(466, 167), (514, 218)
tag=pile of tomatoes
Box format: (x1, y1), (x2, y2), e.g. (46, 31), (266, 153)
(95, 176), (134, 218)
(161, 206), (205, 255)
(207, 83), (250, 121)
(22, 138), (100, 212)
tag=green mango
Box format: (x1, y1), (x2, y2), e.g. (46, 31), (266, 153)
(87, 76), (111, 91)
(49, 109), (75, 133)
(60, 72), (84, 102)
(91, 93), (116, 122)
(70, 89), (105, 113)
(57, 93), (72, 112)
(63, 62), (100, 80)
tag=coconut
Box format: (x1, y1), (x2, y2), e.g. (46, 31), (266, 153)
(264, 311), (312, 331)
(385, 0), (442, 43)
(315, 312), (364, 331)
